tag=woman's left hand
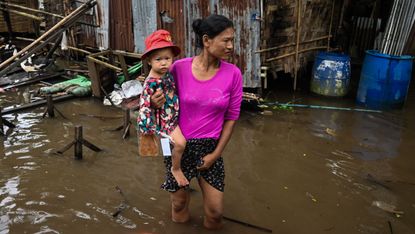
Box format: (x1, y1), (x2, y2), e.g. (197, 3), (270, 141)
(196, 154), (216, 171)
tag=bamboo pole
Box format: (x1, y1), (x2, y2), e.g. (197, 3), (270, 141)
(266, 46), (328, 62)
(87, 56), (123, 72)
(0, 0), (97, 72)
(255, 35), (332, 53)
(15, 36), (92, 54)
(293, 0), (302, 91)
(0, 6), (43, 21)
(328, 0), (336, 51)
(0, 1), (63, 18)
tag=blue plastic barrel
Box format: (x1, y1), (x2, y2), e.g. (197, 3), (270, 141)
(357, 50), (413, 109)
(310, 52), (351, 97)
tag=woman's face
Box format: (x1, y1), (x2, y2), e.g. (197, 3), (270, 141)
(204, 27), (235, 60)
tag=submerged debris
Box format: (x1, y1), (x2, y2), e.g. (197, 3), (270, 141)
(372, 201), (404, 215)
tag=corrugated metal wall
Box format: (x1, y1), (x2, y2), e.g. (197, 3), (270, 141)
(109, 0), (134, 51)
(144, 0), (260, 87)
(157, 0), (186, 58)
(212, 0), (262, 88)
(132, 0), (157, 53)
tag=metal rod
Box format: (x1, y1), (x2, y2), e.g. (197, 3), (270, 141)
(388, 0), (404, 54)
(392, 0), (410, 55)
(382, 0), (399, 53)
(398, 0), (415, 55)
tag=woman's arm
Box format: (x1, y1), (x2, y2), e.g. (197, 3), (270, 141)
(197, 120), (236, 170)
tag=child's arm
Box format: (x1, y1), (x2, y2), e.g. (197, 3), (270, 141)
(138, 81), (157, 134)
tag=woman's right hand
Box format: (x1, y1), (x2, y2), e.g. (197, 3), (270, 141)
(150, 88), (166, 108)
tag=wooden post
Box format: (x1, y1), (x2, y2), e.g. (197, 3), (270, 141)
(294, 0), (302, 91)
(74, 125), (83, 160)
(122, 108), (130, 139)
(328, 0), (336, 51)
(46, 95), (55, 118)
(118, 54), (130, 80)
(0, 0), (13, 40)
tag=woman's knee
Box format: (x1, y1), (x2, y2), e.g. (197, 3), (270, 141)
(205, 205), (223, 221)
(171, 196), (187, 212)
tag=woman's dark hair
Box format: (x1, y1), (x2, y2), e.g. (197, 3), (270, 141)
(192, 14), (233, 48)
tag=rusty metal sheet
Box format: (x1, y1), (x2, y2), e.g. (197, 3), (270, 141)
(132, 0), (157, 53)
(210, 0), (262, 87)
(157, 0), (185, 58)
(109, 0), (134, 51)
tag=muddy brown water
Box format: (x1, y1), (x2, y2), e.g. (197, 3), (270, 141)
(1, 88), (415, 234)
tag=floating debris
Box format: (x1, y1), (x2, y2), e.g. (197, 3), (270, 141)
(372, 201), (404, 215)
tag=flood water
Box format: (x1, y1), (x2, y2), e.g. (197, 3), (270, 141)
(1, 88), (415, 234)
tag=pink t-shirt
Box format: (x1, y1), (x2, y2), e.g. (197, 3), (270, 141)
(171, 57), (243, 140)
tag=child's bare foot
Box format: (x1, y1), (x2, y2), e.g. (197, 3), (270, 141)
(171, 167), (189, 187)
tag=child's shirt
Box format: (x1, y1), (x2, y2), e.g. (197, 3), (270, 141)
(171, 57), (243, 140)
(138, 72), (179, 135)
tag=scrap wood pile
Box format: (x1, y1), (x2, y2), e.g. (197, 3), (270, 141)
(0, 0), (144, 115)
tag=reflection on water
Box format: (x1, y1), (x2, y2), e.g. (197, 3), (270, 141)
(0, 92), (415, 233)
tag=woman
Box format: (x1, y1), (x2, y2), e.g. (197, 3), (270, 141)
(151, 14), (242, 229)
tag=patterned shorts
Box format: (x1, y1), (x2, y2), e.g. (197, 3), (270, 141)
(161, 138), (225, 192)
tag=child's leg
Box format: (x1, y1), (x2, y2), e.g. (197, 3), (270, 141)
(169, 126), (189, 187)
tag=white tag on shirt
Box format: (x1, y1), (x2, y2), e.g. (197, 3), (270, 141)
(160, 138), (172, 157)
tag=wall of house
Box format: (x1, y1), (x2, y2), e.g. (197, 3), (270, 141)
(0, 0), (39, 34)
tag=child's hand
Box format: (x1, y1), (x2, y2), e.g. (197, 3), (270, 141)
(150, 88), (165, 108)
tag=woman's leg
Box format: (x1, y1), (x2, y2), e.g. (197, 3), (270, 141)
(169, 127), (189, 187)
(170, 188), (191, 223)
(198, 177), (224, 230)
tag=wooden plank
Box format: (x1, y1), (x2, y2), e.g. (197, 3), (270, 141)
(87, 57), (102, 98)
(118, 54), (130, 80)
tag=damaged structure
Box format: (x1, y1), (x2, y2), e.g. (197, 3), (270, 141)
(1, 0), (414, 102)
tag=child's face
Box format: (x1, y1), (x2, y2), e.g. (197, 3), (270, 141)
(148, 48), (174, 76)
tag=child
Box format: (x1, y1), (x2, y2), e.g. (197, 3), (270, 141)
(138, 30), (189, 187)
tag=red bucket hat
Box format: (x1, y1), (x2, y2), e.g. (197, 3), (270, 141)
(141, 29), (181, 60)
